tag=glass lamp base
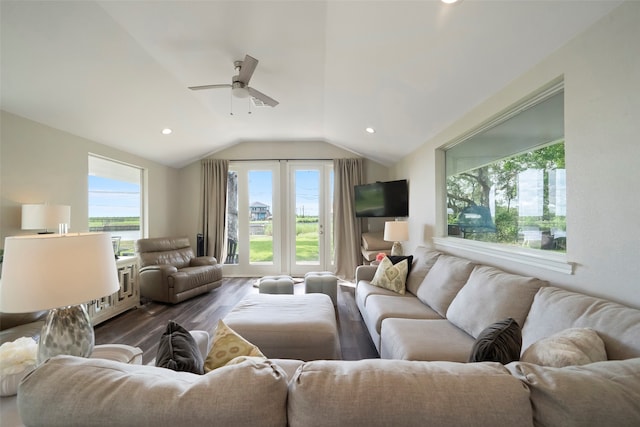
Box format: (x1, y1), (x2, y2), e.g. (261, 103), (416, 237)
(390, 242), (404, 256)
(37, 305), (95, 365)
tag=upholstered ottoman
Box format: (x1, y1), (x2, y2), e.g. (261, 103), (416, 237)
(259, 275), (294, 294)
(224, 294), (341, 360)
(304, 271), (338, 306)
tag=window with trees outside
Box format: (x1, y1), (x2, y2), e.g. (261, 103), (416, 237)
(445, 85), (565, 253)
(88, 155), (144, 257)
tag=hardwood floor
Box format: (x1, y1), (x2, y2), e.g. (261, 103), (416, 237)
(94, 277), (379, 364)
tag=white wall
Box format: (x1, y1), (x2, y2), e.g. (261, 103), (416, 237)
(393, 1), (640, 308)
(0, 111), (181, 243)
(175, 140), (390, 249)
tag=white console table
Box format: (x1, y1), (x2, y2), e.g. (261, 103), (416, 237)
(87, 256), (140, 325)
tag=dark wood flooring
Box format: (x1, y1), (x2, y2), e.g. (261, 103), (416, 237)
(94, 277), (379, 364)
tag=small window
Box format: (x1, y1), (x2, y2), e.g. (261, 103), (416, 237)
(445, 86), (566, 253)
(88, 155), (144, 257)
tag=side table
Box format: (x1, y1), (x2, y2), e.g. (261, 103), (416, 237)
(87, 256), (140, 325)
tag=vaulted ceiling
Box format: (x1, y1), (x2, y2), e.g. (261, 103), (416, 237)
(0, 1), (621, 168)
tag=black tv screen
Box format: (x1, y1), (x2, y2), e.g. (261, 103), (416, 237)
(354, 180), (409, 217)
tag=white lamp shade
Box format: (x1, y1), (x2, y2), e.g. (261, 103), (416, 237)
(0, 233), (120, 312)
(21, 204), (71, 230)
(384, 221), (409, 242)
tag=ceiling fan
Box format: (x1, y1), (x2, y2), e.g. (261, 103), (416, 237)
(188, 54), (279, 107)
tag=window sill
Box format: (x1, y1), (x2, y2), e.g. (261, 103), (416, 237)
(432, 237), (574, 275)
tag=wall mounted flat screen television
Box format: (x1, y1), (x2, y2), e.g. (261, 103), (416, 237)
(354, 179), (409, 218)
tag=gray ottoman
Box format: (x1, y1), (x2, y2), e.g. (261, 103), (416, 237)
(304, 271), (338, 306)
(224, 294), (341, 360)
(259, 275), (294, 294)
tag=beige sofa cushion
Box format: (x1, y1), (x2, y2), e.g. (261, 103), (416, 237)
(447, 265), (546, 338)
(364, 294), (442, 334)
(405, 247), (441, 295)
(288, 359), (532, 427)
(506, 358), (640, 427)
(380, 318), (475, 362)
(18, 355), (289, 427)
(415, 254), (475, 317)
(521, 286), (640, 360)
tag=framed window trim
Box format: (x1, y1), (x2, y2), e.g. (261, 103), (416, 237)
(436, 79), (574, 275)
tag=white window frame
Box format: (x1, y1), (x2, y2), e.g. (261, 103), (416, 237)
(88, 154), (146, 252)
(434, 81), (574, 275)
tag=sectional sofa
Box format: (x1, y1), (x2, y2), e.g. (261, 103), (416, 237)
(13, 332), (640, 426)
(356, 247), (640, 363)
(6, 246), (640, 426)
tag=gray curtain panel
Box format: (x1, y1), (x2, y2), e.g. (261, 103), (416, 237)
(201, 159), (229, 262)
(333, 158), (363, 280)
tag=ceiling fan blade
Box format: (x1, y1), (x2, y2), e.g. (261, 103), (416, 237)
(247, 87), (279, 107)
(237, 55), (258, 85)
(188, 84), (231, 91)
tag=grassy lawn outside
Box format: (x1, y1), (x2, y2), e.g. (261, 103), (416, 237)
(249, 220), (320, 262)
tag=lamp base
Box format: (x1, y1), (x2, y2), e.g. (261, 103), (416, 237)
(391, 241), (403, 256)
(37, 305), (94, 365)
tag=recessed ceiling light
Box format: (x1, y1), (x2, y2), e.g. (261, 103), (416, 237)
(365, 127), (376, 134)
(162, 128), (172, 135)
(442, 0), (459, 3)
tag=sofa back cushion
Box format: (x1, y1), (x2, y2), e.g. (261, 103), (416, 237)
(18, 355), (289, 427)
(447, 265), (547, 338)
(506, 358), (640, 427)
(415, 254), (475, 316)
(405, 246), (441, 296)
(521, 286), (640, 359)
(287, 359), (532, 427)
(136, 236), (194, 269)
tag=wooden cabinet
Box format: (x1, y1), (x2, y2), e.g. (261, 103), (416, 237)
(87, 256), (140, 325)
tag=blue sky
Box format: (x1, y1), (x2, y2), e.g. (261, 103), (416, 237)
(88, 176), (140, 218)
(89, 170), (329, 218)
(249, 170), (327, 217)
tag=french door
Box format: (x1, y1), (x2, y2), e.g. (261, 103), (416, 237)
(287, 161), (334, 276)
(224, 160), (333, 277)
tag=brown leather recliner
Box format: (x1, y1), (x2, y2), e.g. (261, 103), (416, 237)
(135, 236), (223, 304)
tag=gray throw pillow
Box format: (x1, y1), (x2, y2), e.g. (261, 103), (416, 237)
(469, 318), (522, 364)
(156, 320), (204, 374)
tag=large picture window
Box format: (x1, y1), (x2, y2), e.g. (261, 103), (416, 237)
(445, 85), (565, 253)
(88, 155), (144, 257)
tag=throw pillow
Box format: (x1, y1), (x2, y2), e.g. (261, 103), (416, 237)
(155, 320), (204, 374)
(370, 256), (408, 295)
(468, 318), (522, 364)
(521, 327), (607, 367)
(204, 320), (265, 372)
(387, 255), (414, 276)
(0, 336), (38, 396)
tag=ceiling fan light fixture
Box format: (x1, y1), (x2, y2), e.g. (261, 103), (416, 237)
(365, 127), (376, 134)
(232, 82), (249, 99)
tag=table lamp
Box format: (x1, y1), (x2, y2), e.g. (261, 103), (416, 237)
(0, 233), (119, 364)
(384, 220), (409, 256)
(21, 204), (71, 234)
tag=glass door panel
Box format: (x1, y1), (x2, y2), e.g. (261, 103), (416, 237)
(289, 162), (333, 276)
(249, 170), (274, 265)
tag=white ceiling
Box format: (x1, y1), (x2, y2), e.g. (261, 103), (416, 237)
(0, 0), (621, 168)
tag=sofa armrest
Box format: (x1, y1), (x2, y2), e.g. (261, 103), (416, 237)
(355, 265), (378, 283)
(190, 256), (218, 267)
(139, 264), (178, 275)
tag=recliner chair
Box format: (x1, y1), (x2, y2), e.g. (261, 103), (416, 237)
(135, 236), (223, 304)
